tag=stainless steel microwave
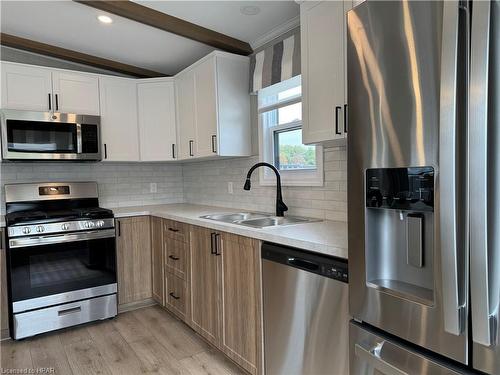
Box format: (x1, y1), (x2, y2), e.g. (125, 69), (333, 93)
(0, 110), (101, 161)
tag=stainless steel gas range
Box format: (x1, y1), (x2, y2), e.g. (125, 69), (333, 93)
(4, 182), (117, 339)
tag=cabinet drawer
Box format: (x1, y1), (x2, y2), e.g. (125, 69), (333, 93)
(163, 220), (189, 243)
(165, 238), (187, 280)
(166, 272), (187, 320)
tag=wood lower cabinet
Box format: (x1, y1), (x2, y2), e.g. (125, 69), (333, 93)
(116, 216), (152, 305)
(189, 226), (263, 374)
(220, 233), (262, 375)
(166, 272), (187, 320)
(151, 217), (164, 305)
(189, 226), (221, 347)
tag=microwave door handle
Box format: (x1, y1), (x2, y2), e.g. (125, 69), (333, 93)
(470, 0), (497, 347)
(439, 1), (466, 336)
(76, 123), (83, 154)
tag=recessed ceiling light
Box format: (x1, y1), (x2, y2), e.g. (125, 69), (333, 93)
(97, 15), (113, 24)
(240, 5), (261, 16)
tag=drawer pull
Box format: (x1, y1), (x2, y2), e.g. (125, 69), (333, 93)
(168, 228), (180, 233)
(58, 306), (81, 316)
(168, 255), (180, 261)
(169, 292), (180, 300)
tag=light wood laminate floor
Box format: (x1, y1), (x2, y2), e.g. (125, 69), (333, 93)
(0, 305), (247, 375)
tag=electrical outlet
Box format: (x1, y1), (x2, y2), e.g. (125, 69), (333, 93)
(150, 183), (157, 193)
(227, 181), (234, 194)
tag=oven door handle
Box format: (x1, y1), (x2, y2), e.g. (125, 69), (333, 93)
(9, 229), (116, 248)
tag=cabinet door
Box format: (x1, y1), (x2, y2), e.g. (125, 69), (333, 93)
(137, 81), (177, 161)
(1, 63), (52, 111)
(151, 217), (164, 305)
(99, 77), (140, 161)
(52, 71), (100, 115)
(0, 229), (9, 339)
(220, 233), (262, 375)
(189, 226), (221, 346)
(175, 70), (197, 159)
(301, 1), (346, 144)
(194, 58), (218, 157)
(116, 217), (152, 305)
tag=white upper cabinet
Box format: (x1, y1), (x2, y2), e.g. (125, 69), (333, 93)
(52, 71), (100, 115)
(301, 1), (348, 144)
(175, 52), (251, 160)
(176, 69), (196, 159)
(1, 62), (52, 111)
(194, 58), (218, 158)
(99, 76), (140, 162)
(137, 79), (177, 162)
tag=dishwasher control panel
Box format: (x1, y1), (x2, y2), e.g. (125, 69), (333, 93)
(262, 242), (348, 283)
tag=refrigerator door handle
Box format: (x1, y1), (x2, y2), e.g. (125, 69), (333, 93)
(354, 342), (409, 375)
(470, 0), (498, 348)
(438, 0), (466, 337)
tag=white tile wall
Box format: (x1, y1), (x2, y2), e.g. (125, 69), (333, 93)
(0, 162), (184, 214)
(0, 146), (347, 221)
(183, 146), (347, 222)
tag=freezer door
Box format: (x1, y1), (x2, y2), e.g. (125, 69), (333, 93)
(470, 1), (500, 374)
(349, 322), (465, 375)
(347, 0), (469, 363)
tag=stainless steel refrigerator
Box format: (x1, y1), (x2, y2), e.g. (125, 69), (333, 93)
(347, 1), (499, 374)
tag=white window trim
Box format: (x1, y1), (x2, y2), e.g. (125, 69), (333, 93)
(258, 116), (324, 187)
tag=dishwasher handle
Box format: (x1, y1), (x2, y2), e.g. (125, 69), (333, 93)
(287, 257), (319, 272)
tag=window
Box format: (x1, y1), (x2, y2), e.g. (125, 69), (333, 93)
(258, 76), (323, 186)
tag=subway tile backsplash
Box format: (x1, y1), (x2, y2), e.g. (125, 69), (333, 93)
(182, 146), (347, 221)
(0, 146), (347, 222)
(0, 162), (184, 214)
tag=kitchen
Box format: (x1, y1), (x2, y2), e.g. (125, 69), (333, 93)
(0, 1), (498, 375)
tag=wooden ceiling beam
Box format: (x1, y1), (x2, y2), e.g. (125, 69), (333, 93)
(74, 0), (253, 56)
(0, 33), (166, 78)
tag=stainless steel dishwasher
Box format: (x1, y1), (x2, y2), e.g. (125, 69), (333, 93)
(262, 242), (349, 375)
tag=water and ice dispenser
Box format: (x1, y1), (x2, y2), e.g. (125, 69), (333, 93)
(365, 167), (435, 305)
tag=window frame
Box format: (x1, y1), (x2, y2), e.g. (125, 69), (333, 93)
(257, 78), (324, 187)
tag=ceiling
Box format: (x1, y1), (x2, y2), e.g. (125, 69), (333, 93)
(0, 1), (299, 76)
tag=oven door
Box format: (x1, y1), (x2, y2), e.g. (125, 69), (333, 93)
(7, 229), (116, 313)
(0, 110), (101, 161)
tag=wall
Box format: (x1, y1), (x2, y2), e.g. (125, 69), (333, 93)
(0, 162), (183, 214)
(183, 145), (347, 221)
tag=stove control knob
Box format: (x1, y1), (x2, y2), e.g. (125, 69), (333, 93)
(36, 226), (45, 233)
(22, 227), (31, 235)
(61, 223), (70, 230)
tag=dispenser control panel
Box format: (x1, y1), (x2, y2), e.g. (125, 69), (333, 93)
(366, 167), (434, 211)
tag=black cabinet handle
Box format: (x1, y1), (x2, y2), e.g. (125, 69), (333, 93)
(168, 255), (180, 261)
(172, 144), (176, 159)
(211, 135), (217, 153)
(335, 106), (341, 135)
(168, 227), (179, 233)
(116, 220), (121, 237)
(344, 104), (348, 133)
(210, 232), (217, 255)
(189, 140), (194, 156)
(169, 292), (180, 300)
(215, 233), (221, 256)
(48, 93), (52, 110)
(55, 94), (59, 111)
(104, 144), (108, 159)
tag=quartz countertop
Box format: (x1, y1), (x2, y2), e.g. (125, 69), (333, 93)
(111, 203), (348, 259)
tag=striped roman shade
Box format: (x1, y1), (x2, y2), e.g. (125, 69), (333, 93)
(250, 29), (301, 93)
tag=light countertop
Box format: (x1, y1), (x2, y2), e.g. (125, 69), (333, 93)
(112, 203), (348, 259)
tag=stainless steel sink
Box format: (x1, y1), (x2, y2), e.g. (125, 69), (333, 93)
(200, 212), (321, 228)
(200, 212), (272, 223)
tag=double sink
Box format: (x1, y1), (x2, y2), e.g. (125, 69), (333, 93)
(200, 212), (321, 228)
